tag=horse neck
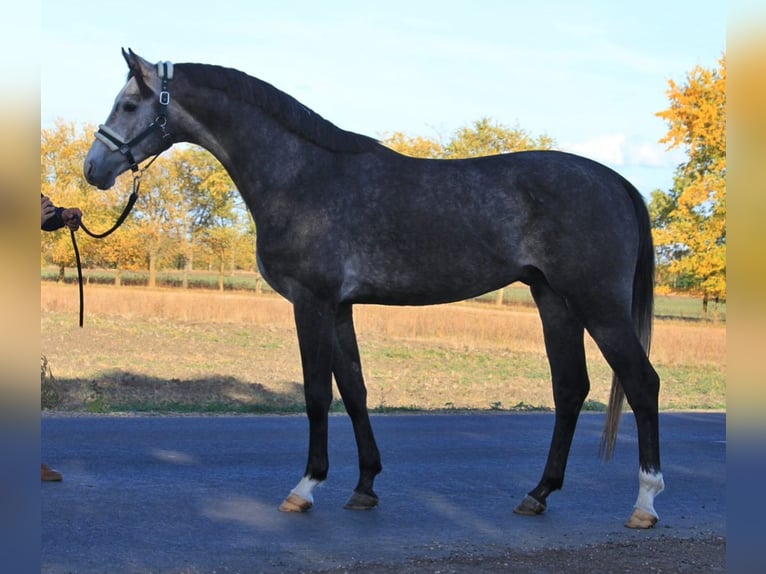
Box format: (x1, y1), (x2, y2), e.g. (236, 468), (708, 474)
(175, 88), (326, 213)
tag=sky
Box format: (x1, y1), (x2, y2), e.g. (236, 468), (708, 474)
(39, 1), (726, 198)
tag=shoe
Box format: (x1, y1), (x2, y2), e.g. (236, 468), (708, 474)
(41, 463), (63, 482)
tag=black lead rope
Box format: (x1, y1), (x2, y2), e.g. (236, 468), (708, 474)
(69, 189), (138, 327)
(70, 227), (85, 328)
(69, 164), (152, 327)
(79, 187), (140, 239)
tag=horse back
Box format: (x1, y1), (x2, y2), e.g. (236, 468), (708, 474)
(326, 149), (644, 305)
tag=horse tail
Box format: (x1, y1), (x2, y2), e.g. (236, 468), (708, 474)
(599, 179), (655, 461)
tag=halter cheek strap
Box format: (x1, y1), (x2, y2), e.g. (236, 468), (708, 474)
(94, 60), (174, 172)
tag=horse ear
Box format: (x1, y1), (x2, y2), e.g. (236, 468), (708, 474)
(121, 48), (153, 96)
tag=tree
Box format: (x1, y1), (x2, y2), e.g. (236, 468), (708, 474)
(79, 172), (148, 284)
(165, 146), (239, 287)
(382, 117), (555, 160)
(126, 157), (183, 287)
(41, 121), (128, 277)
(652, 55), (726, 312)
(381, 131), (444, 158)
(198, 225), (240, 290)
(443, 117), (555, 159)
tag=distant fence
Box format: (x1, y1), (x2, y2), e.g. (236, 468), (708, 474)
(41, 267), (725, 322)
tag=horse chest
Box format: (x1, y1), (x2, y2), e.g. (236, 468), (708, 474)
(256, 235), (341, 299)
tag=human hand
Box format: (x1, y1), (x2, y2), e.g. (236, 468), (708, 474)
(61, 208), (83, 231)
(41, 195), (56, 227)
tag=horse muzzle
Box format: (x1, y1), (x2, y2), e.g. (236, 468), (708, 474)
(83, 151), (118, 190)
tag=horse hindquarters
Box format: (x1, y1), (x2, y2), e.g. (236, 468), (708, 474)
(515, 176), (663, 527)
(569, 226), (662, 528)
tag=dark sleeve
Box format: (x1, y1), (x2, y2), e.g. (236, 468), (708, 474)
(41, 207), (67, 232)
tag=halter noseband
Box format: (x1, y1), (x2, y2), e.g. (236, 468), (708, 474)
(94, 61), (174, 172)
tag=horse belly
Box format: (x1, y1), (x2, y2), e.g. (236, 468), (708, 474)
(340, 245), (520, 306)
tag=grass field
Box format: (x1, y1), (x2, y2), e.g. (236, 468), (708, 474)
(42, 267), (726, 322)
(40, 282), (725, 414)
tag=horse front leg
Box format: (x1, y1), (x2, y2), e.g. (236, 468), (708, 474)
(279, 295), (337, 513)
(332, 304), (382, 510)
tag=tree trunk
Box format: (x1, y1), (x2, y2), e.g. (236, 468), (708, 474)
(702, 291), (709, 318)
(115, 268), (122, 287)
(148, 253), (157, 288)
(57, 265), (65, 283)
(182, 249), (192, 289)
(495, 288), (504, 306)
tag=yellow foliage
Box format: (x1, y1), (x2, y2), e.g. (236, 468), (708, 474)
(382, 131), (444, 158)
(653, 55), (726, 300)
(381, 118), (555, 160)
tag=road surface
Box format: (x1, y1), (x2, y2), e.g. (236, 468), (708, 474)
(41, 412), (725, 573)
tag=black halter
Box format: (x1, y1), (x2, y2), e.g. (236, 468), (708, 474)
(94, 61), (174, 172)
(72, 61), (175, 327)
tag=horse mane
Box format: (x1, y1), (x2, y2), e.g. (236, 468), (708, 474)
(174, 63), (380, 153)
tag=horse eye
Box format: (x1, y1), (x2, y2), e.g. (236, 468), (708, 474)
(122, 102), (138, 113)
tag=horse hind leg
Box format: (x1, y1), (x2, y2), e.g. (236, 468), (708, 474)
(515, 284), (590, 516)
(585, 311), (663, 528)
(332, 303), (382, 510)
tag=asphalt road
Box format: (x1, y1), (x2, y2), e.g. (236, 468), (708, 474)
(41, 412), (725, 573)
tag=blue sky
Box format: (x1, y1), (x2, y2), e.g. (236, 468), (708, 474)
(40, 1), (725, 197)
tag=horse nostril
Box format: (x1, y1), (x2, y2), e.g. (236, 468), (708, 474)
(84, 160), (93, 180)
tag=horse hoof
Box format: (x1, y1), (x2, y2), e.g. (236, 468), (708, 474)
(279, 493), (313, 513)
(344, 491), (379, 510)
(513, 494), (547, 516)
(625, 508), (658, 529)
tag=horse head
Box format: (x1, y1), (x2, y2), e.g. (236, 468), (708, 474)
(84, 49), (175, 189)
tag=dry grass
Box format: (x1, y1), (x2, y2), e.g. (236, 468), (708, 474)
(40, 282), (725, 412)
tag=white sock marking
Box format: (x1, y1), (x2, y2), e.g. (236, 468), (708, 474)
(634, 469), (665, 518)
(291, 476), (321, 504)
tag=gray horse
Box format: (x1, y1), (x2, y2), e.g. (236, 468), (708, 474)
(84, 49), (663, 528)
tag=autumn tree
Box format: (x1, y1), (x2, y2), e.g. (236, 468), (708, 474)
(41, 121), (131, 278)
(122, 157), (181, 287)
(197, 225), (240, 290)
(652, 55), (726, 313)
(443, 117), (555, 159)
(79, 172), (147, 284)
(191, 166), (245, 290)
(382, 131), (444, 158)
(41, 120), (86, 277)
(382, 117), (555, 160)
(164, 146), (239, 287)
